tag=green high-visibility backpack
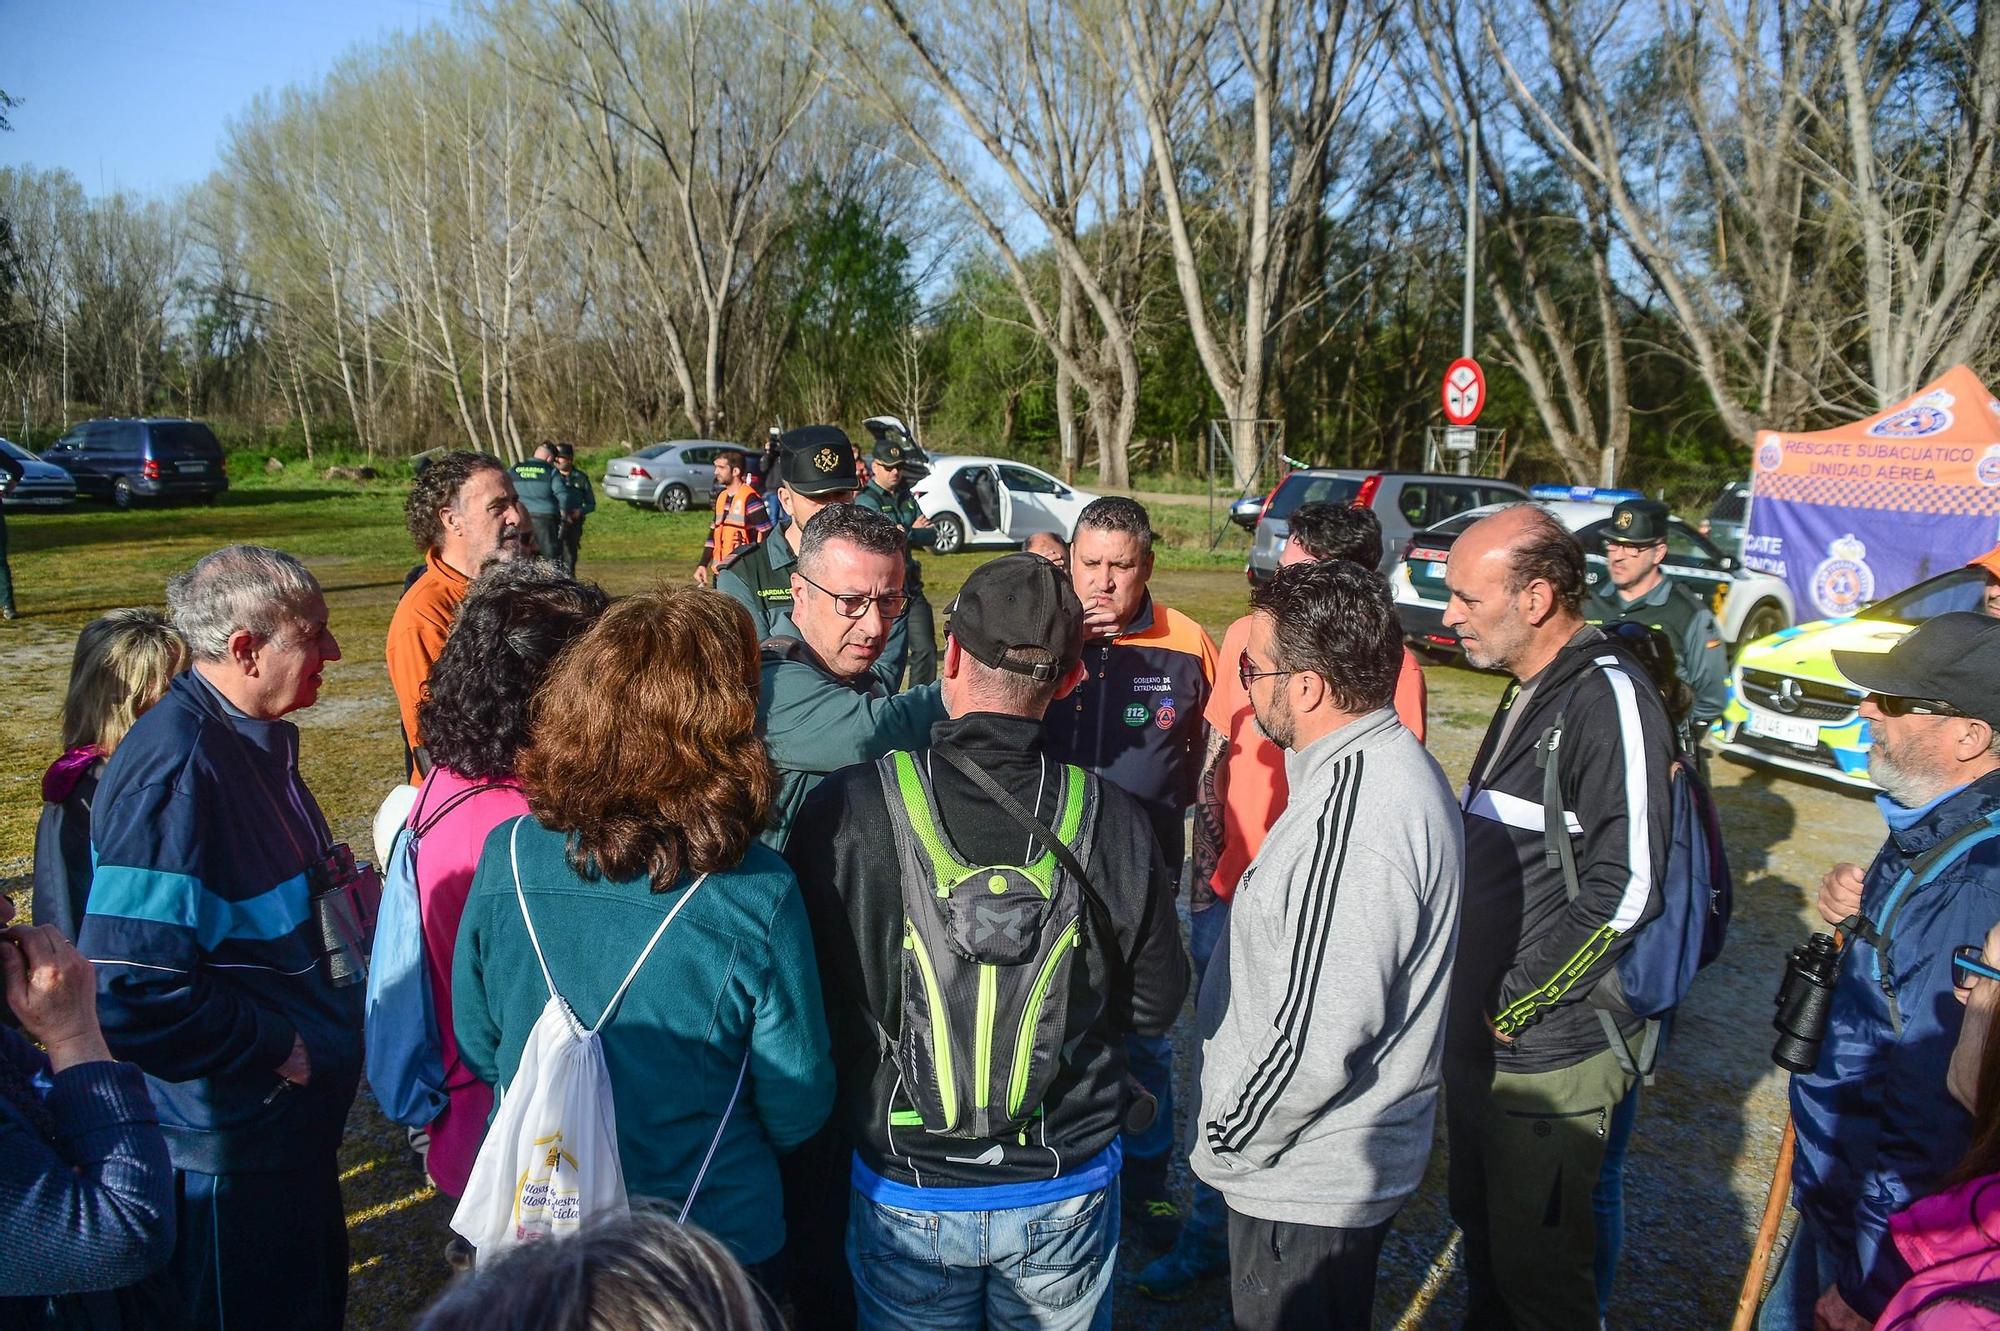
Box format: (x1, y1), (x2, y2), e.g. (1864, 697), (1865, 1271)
(875, 747), (1103, 1141)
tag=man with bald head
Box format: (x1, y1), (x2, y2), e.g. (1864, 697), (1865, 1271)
(1441, 503), (1675, 1329)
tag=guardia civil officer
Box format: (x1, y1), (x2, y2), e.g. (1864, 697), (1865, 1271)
(855, 422), (937, 687)
(1583, 498), (1729, 753)
(508, 442), (564, 561)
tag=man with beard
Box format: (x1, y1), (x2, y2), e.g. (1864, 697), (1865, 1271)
(1765, 612), (2000, 1331)
(386, 451), (529, 775)
(1441, 503), (1675, 1329)
(1191, 558), (1462, 1329)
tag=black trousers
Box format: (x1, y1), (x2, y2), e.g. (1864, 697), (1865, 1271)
(1227, 1206), (1393, 1331)
(529, 513), (562, 564)
(902, 589), (936, 687)
(173, 1161), (347, 1331)
(559, 516), (584, 574)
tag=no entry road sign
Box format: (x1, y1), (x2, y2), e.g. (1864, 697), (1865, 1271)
(1442, 357), (1486, 427)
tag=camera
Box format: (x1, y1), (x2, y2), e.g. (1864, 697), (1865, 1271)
(1772, 932), (1841, 1073)
(306, 843), (381, 989)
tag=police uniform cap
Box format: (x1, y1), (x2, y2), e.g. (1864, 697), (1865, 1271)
(1606, 498), (1670, 545)
(777, 426), (861, 496)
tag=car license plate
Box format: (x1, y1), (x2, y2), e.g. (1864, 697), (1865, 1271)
(176, 460), (206, 473)
(1426, 561), (1447, 577)
(1747, 710), (1820, 748)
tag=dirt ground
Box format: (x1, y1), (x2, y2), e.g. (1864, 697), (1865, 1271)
(0, 488), (1884, 1328)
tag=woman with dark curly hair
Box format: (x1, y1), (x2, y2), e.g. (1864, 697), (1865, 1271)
(406, 562), (607, 1199)
(453, 586), (833, 1292)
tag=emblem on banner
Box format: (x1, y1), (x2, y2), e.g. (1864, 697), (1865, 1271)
(1811, 534), (1876, 617)
(1979, 446), (2000, 488)
(1866, 392), (1954, 438)
(1756, 435), (1784, 471)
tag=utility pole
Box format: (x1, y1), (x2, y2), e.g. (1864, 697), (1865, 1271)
(1457, 114), (1479, 474)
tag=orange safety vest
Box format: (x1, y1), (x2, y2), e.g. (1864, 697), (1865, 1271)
(711, 480), (763, 565)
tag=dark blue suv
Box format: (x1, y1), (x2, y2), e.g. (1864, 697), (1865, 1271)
(42, 418), (230, 509)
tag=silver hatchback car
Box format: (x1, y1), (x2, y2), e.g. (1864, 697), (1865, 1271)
(603, 440), (740, 512)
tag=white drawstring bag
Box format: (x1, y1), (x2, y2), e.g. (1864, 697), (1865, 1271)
(451, 817), (738, 1260)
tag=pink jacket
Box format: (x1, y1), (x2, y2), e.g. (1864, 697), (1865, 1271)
(1877, 1175), (2000, 1329)
(409, 768), (531, 1198)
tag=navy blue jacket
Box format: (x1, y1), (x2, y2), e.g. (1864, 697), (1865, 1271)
(0, 1031), (175, 1323)
(1790, 769), (2000, 1319)
(77, 672), (364, 1175)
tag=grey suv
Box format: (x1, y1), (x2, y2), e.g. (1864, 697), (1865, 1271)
(42, 418), (229, 509)
(1237, 469), (1525, 583)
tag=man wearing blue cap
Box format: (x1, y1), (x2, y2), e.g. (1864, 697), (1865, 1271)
(1762, 612), (2000, 1331)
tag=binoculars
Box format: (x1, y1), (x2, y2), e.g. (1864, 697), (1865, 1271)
(1772, 932), (1840, 1073)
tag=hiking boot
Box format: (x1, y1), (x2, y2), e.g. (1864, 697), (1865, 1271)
(1, 607), (15, 620)
(1136, 1227), (1229, 1300)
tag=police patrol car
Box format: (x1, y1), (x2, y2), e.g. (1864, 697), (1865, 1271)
(1714, 557), (2000, 789)
(1393, 485), (1794, 657)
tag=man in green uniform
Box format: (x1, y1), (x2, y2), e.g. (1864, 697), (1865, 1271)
(755, 503), (944, 850)
(552, 442), (594, 574)
(1583, 497), (1730, 753)
(855, 424), (938, 687)
(509, 442), (564, 561)
(717, 426), (904, 685)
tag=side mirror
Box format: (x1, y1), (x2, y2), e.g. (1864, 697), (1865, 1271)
(1719, 555), (1738, 573)
(1229, 496), (1264, 530)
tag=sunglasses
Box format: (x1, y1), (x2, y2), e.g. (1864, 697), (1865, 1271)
(797, 571), (911, 621)
(1954, 945), (2000, 990)
(1869, 692), (1966, 719)
(1238, 649), (1294, 693)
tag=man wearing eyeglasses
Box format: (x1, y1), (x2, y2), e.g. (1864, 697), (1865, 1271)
(1762, 612), (2000, 1331)
(755, 503), (946, 854)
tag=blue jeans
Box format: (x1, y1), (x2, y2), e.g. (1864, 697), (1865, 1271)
(846, 1181), (1120, 1331)
(1592, 1082), (1640, 1314)
(1125, 898), (1232, 1172)
(1756, 1212), (1838, 1331)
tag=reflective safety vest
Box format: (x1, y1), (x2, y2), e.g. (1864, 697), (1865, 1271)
(711, 480), (766, 565)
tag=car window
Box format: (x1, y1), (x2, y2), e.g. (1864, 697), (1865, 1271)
(1664, 520), (1722, 571)
(148, 422), (223, 459)
(1393, 482), (1432, 527)
(998, 464), (1060, 495)
(1424, 509), (1488, 539)
(1267, 473), (1362, 519)
(635, 443), (675, 459)
(680, 447), (718, 466)
(1861, 566), (1989, 624)
(0, 440), (34, 463)
(1428, 483), (1485, 526)
(1479, 484), (1525, 507)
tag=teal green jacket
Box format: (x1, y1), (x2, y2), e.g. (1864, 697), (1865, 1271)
(452, 815), (833, 1264)
(509, 459), (563, 516)
(555, 468), (595, 518)
(757, 636), (945, 850)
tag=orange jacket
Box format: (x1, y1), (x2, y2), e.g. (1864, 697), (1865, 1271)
(704, 480), (770, 568)
(386, 549), (470, 773)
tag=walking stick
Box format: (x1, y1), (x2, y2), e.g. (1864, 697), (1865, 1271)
(1731, 1109), (1797, 1331)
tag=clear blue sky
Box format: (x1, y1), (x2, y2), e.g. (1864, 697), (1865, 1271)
(0, 0), (455, 198)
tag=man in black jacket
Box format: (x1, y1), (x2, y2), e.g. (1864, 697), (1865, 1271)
(787, 552), (1189, 1331)
(1442, 504), (1674, 1330)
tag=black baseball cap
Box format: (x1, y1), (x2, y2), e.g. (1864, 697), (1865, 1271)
(1605, 498), (1669, 545)
(1833, 612), (2000, 726)
(777, 425), (861, 497)
(947, 553), (1084, 683)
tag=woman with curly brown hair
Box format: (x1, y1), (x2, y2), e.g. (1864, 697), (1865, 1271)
(452, 585), (834, 1297)
(405, 561), (608, 1200)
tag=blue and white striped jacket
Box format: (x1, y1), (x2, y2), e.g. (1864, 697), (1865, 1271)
(77, 671), (363, 1174)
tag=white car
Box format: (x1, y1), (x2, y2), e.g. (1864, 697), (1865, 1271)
(1393, 486), (1794, 656)
(905, 455), (1101, 554)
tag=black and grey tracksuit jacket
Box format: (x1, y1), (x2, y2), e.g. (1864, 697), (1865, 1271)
(1451, 627), (1675, 1073)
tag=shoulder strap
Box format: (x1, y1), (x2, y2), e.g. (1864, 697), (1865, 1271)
(931, 741), (1123, 980)
(505, 816), (708, 1036)
(413, 782), (509, 839)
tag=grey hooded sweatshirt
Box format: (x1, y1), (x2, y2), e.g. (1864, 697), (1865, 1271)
(1191, 707), (1463, 1226)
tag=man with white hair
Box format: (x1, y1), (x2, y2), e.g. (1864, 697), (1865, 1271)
(79, 545), (364, 1331)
